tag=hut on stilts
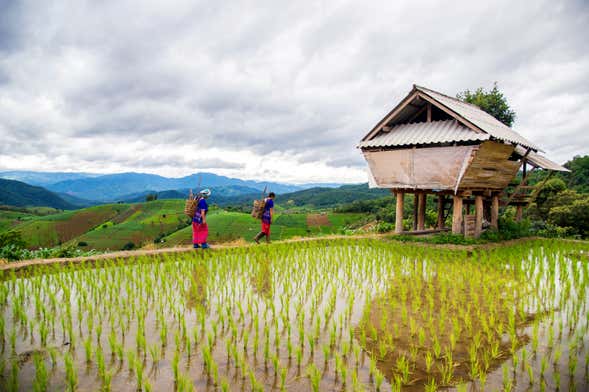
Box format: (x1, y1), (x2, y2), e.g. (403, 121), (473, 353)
(358, 85), (569, 237)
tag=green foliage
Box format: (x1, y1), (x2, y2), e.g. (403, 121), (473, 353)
(0, 231), (26, 248)
(457, 82), (516, 127)
(375, 222), (394, 233)
(145, 193), (158, 202)
(529, 178), (566, 221)
(562, 155), (589, 193)
(547, 193), (589, 238)
(481, 217), (531, 241)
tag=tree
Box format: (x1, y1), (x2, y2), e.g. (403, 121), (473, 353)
(548, 191), (589, 238)
(562, 155), (589, 193)
(457, 82), (516, 127)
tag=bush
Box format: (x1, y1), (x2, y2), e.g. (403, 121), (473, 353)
(122, 242), (135, 251)
(0, 231), (26, 248)
(547, 195), (589, 238)
(375, 222), (394, 233)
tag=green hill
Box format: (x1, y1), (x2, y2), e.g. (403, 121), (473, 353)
(0, 178), (77, 210)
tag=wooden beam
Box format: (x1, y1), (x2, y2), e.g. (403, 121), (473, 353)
(437, 195), (445, 229)
(417, 193), (426, 230)
(395, 192), (404, 234)
(474, 195), (483, 238)
(406, 104), (428, 123)
(452, 195), (463, 234)
(426, 103), (432, 122)
(491, 194), (499, 229)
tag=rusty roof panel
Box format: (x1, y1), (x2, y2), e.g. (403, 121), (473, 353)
(358, 120), (488, 148)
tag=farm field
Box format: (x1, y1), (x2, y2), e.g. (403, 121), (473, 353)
(1, 201), (367, 252)
(1, 238), (588, 391)
(160, 211), (366, 247)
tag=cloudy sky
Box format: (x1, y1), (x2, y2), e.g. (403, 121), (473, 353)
(0, 0), (587, 183)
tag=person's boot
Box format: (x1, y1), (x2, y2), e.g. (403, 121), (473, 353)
(201, 243), (210, 249)
(253, 232), (264, 244)
(193, 243), (200, 249)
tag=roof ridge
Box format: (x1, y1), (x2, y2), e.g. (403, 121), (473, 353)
(414, 84), (483, 110)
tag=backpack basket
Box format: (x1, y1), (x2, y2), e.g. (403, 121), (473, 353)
(184, 196), (201, 218)
(251, 199), (266, 219)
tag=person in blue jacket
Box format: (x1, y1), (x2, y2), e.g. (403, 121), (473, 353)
(192, 189), (211, 249)
(254, 192), (275, 243)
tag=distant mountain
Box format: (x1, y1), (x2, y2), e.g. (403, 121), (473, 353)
(46, 172), (307, 201)
(56, 193), (101, 208)
(117, 185), (261, 203)
(0, 179), (77, 210)
(0, 171), (100, 186)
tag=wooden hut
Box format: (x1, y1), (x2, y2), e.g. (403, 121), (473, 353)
(358, 85), (569, 237)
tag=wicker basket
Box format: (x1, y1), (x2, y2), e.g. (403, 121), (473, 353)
(251, 199), (266, 219)
(184, 198), (198, 218)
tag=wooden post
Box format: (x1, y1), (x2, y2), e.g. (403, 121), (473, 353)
(426, 103), (432, 122)
(515, 205), (523, 222)
(395, 191), (404, 234)
(474, 195), (483, 238)
(417, 193), (426, 230)
(412, 193), (418, 231)
(491, 195), (499, 229)
(437, 195), (445, 229)
(452, 195), (463, 235)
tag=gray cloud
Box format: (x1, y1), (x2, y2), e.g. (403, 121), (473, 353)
(0, 0), (587, 181)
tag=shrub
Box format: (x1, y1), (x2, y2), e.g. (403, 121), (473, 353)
(0, 231), (26, 248)
(122, 242), (135, 251)
(376, 222), (394, 233)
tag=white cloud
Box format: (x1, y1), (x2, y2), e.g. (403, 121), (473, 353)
(0, 0), (587, 182)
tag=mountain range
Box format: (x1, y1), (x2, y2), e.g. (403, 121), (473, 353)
(0, 171), (342, 202)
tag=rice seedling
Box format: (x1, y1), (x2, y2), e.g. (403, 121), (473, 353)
(0, 237), (587, 390)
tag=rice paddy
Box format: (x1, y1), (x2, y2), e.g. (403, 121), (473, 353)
(1, 238), (588, 391)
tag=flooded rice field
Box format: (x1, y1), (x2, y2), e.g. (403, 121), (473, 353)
(1, 238), (588, 391)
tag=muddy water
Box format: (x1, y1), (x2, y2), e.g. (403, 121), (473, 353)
(1, 239), (588, 391)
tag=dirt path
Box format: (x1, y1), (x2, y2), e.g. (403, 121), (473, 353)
(0, 234), (570, 273)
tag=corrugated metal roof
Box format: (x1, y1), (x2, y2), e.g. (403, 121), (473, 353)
(415, 85), (542, 151)
(514, 146), (570, 172)
(358, 119), (489, 148)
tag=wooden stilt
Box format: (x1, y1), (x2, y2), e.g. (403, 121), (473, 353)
(412, 193), (418, 231)
(515, 205), (523, 222)
(437, 195), (445, 229)
(475, 195), (483, 238)
(395, 191), (404, 234)
(417, 193), (426, 230)
(452, 195), (463, 234)
(491, 195), (499, 229)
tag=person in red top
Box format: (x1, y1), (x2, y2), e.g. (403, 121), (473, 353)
(192, 189), (211, 249)
(254, 192), (275, 244)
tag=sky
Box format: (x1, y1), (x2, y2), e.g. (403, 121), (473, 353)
(0, 0), (587, 184)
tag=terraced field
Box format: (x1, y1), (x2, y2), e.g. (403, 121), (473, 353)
(2, 202), (367, 251)
(160, 211), (366, 247)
